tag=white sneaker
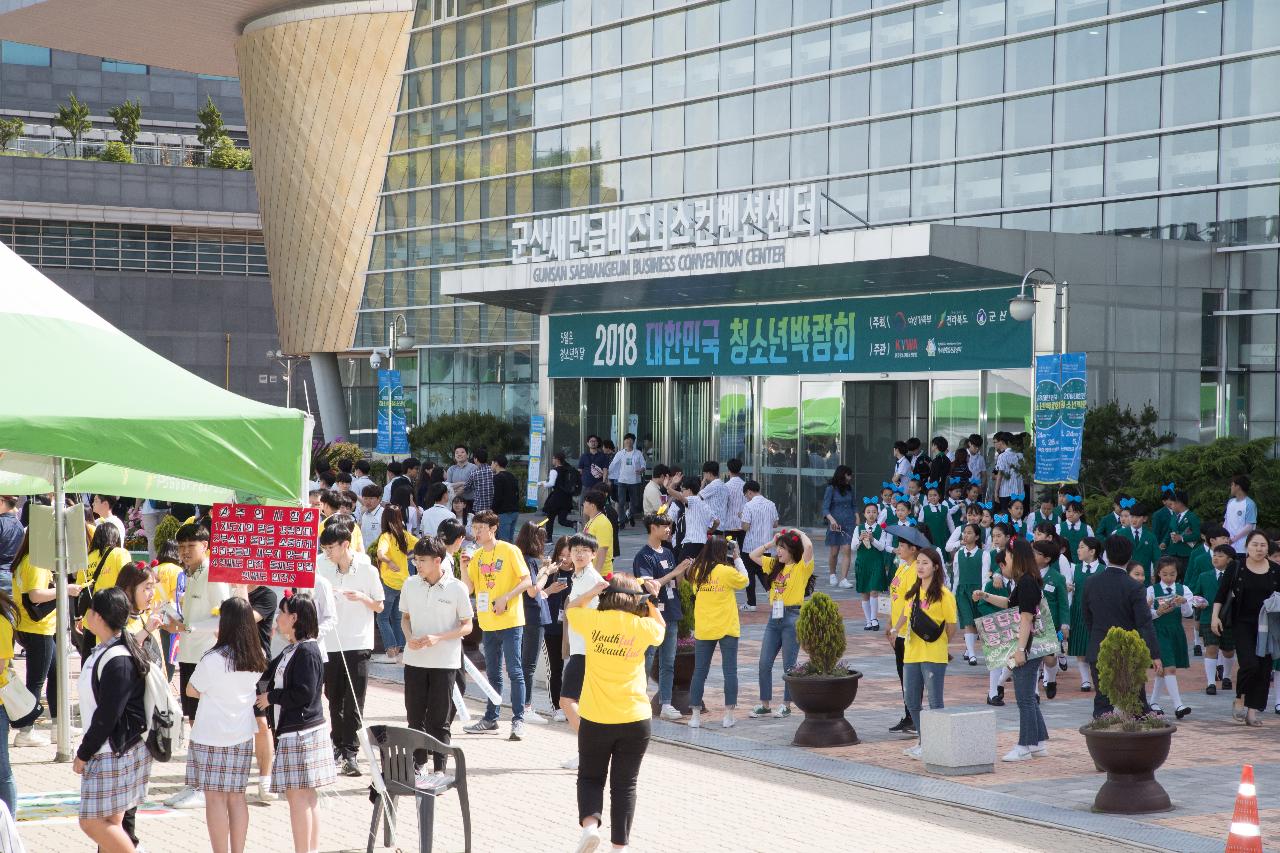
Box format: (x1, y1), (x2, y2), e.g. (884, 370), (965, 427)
(721, 713), (735, 728)
(1029, 741), (1048, 756)
(165, 786), (206, 809)
(659, 704), (682, 721)
(415, 769), (453, 791)
(560, 754), (579, 770)
(1002, 745), (1033, 762)
(255, 776), (276, 802)
(828, 573), (838, 587)
(13, 728), (50, 747)
(525, 709), (549, 725)
(372, 654), (395, 664)
(553, 710), (567, 723)
(903, 745), (923, 759)
(575, 823), (601, 853)
(740, 604), (756, 612)
(689, 710), (701, 729)
(838, 579), (854, 589)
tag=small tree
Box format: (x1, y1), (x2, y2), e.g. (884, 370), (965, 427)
(107, 98), (142, 146)
(208, 134), (251, 170)
(0, 116), (23, 152)
(1129, 436), (1280, 531)
(676, 580), (695, 641)
(54, 92), (91, 157)
(1095, 627), (1152, 719)
(796, 592), (846, 675)
(98, 140), (132, 163)
(196, 95), (224, 150)
(1078, 401), (1175, 495)
(408, 411), (527, 463)
(152, 514), (182, 551)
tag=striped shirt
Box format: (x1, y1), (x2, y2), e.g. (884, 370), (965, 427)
(699, 479), (729, 527)
(723, 476), (746, 531)
(682, 496), (716, 545)
(741, 495), (779, 553)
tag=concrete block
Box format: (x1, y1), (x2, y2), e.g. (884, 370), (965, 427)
(920, 706), (996, 776)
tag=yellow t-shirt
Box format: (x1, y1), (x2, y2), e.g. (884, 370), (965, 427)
(761, 556), (815, 607)
(79, 547), (131, 592)
(0, 617), (11, 695)
(376, 531), (419, 591)
(888, 560), (918, 635)
(466, 540), (530, 632)
(565, 608), (663, 725)
(585, 513), (614, 575)
(692, 564), (750, 640)
(13, 556), (56, 636)
(153, 562), (183, 609)
(902, 586), (958, 664)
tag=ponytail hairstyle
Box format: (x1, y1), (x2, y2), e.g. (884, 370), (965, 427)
(89, 588), (149, 677)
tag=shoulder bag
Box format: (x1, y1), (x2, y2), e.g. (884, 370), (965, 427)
(75, 549), (112, 619)
(909, 597), (945, 643)
(1219, 564), (1245, 629)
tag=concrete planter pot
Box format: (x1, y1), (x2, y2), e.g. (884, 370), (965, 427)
(783, 671), (862, 747)
(1079, 723), (1177, 814)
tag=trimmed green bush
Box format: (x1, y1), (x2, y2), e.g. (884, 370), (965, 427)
(99, 140), (132, 163)
(208, 135), (251, 170)
(1128, 436), (1280, 531)
(1095, 627), (1151, 719)
(152, 514), (182, 550)
(315, 440), (363, 472)
(796, 592), (846, 675)
(676, 579), (695, 640)
(408, 411), (527, 463)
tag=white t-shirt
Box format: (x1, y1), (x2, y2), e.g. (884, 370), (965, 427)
(351, 475), (374, 495)
(317, 552), (385, 652)
(893, 455), (912, 483)
(419, 503), (454, 537)
(189, 647), (261, 747)
(566, 566), (605, 656)
(356, 504), (384, 553)
(1225, 496), (1258, 551)
(400, 573), (473, 669)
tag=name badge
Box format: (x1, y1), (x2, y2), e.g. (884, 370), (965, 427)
(1044, 584), (1056, 593)
(476, 592), (490, 612)
(558, 609), (565, 623)
(656, 601), (665, 612)
(665, 586), (675, 601)
(659, 560), (670, 569)
(772, 599), (784, 620)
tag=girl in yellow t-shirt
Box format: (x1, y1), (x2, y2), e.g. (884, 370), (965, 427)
(748, 528), (815, 719)
(564, 574), (665, 853)
(686, 537), (750, 729)
(12, 534), (82, 746)
(888, 547), (958, 759)
(79, 523), (131, 593)
(376, 506), (418, 664)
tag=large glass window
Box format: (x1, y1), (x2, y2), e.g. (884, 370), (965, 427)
(1005, 36), (1053, 91)
(987, 369), (1032, 439)
(1058, 0), (1106, 22)
(686, 52), (718, 98)
(956, 159), (1001, 212)
(551, 378), (582, 458)
(686, 100), (718, 147)
(791, 130), (828, 179)
(1, 41), (50, 66)
(1055, 25), (1106, 84)
(1165, 3), (1222, 64)
(755, 136), (790, 184)
(794, 27), (831, 77)
(686, 2), (719, 51)
(958, 45), (1003, 99)
(871, 63), (912, 114)
(1221, 55), (1280, 120)
(1163, 66), (1219, 127)
(832, 19), (872, 69)
(1160, 191), (1216, 240)
(720, 0), (754, 42)
(800, 380), (843, 525)
(756, 36), (792, 84)
(1106, 77), (1161, 135)
(720, 44), (755, 90)
(912, 165), (955, 216)
(1006, 0), (1053, 34)
(956, 101), (1003, 155)
(583, 379), (619, 445)
(1003, 152), (1051, 206)
(718, 142), (752, 187)
(826, 176), (869, 226)
(1161, 129), (1219, 190)
(622, 18), (652, 64)
(1104, 198), (1159, 235)
(1053, 85), (1103, 143)
(652, 151), (683, 198)
(1218, 186), (1280, 245)
(755, 87), (791, 134)
(627, 379), (665, 467)
(793, 78), (830, 127)
(1220, 120), (1280, 183)
(960, 0), (1005, 42)
(914, 55), (957, 108)
(720, 93), (753, 139)
(830, 124), (869, 173)
(1224, 0), (1280, 52)
(652, 10), (685, 58)
(832, 72), (870, 120)
(1005, 94), (1052, 149)
(1108, 15), (1161, 74)
(931, 378), (980, 459)
(869, 170), (910, 221)
(915, 0), (958, 51)
(718, 377), (753, 469)
(872, 10), (914, 60)
(102, 59), (147, 74)
(760, 376), (799, 525)
(673, 378), (713, 476)
(1105, 137), (1159, 195)
(1052, 144), (1103, 201)
(651, 106), (683, 152)
(913, 110), (956, 161)
(870, 117), (911, 168)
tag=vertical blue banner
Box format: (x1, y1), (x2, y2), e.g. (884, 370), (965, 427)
(376, 369), (409, 455)
(526, 415), (545, 508)
(1034, 352), (1087, 484)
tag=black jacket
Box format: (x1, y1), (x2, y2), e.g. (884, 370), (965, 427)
(78, 639), (147, 761)
(1082, 565), (1160, 664)
(492, 470), (520, 514)
(264, 640), (326, 736)
(928, 453), (951, 488)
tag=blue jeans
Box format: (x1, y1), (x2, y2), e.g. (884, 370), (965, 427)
(376, 585), (405, 651)
(520, 621), (544, 706)
(903, 661), (947, 737)
(690, 635), (738, 708)
(759, 606), (800, 703)
(498, 512), (520, 543)
(644, 621), (679, 704)
(1012, 656), (1049, 747)
(0, 570), (10, 597)
(0, 704), (13, 816)
(17, 632), (56, 721)
(481, 626), (526, 722)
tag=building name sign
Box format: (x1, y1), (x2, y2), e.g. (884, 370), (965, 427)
(510, 183), (820, 265)
(549, 288), (1031, 379)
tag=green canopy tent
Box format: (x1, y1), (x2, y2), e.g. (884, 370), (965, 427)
(0, 452), (237, 505)
(0, 240), (312, 758)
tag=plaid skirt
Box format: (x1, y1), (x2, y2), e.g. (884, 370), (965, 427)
(185, 739), (255, 793)
(271, 726), (336, 792)
(80, 741), (152, 819)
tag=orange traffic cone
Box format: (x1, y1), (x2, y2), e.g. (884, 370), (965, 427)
(1226, 764), (1262, 853)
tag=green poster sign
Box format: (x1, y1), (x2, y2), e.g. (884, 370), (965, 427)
(549, 288), (1031, 378)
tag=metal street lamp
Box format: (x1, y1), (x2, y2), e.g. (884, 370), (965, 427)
(1008, 268), (1069, 353)
(266, 348), (307, 408)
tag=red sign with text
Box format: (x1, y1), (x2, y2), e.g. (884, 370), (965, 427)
(209, 503), (319, 588)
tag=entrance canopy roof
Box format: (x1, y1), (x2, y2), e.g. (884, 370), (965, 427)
(442, 223), (1215, 315)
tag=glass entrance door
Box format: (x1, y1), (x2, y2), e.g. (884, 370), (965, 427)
(625, 379), (664, 467)
(800, 380), (842, 526)
(843, 380), (928, 500)
(672, 379), (711, 474)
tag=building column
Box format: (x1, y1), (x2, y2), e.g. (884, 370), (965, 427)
(310, 351), (349, 442)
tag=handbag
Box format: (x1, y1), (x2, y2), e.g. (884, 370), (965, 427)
(909, 598), (945, 643)
(0, 667), (39, 727)
(1220, 563), (1246, 629)
(76, 550), (112, 619)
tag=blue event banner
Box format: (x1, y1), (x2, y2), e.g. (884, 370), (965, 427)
(376, 369), (409, 455)
(548, 288), (1031, 378)
(1034, 352), (1087, 484)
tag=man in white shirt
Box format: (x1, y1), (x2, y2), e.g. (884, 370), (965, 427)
(419, 482), (454, 537)
(1224, 474), (1258, 553)
(643, 464), (671, 515)
(400, 537), (473, 788)
(91, 494), (128, 546)
(739, 481), (779, 610)
(315, 518), (385, 777)
(722, 458), (747, 543)
(446, 445), (479, 510)
(992, 431), (1024, 499)
(892, 442), (912, 486)
(698, 461), (728, 529)
(671, 476), (716, 561)
(350, 459), (375, 496)
(163, 522), (231, 810)
(355, 485), (385, 549)
(607, 432), (646, 528)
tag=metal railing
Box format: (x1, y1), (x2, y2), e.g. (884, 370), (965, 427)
(0, 135), (249, 168)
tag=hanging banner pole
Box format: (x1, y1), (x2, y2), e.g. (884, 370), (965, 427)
(53, 458), (72, 762)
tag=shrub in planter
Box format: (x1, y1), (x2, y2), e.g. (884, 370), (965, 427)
(784, 592), (861, 746)
(152, 514), (181, 550)
(98, 140), (132, 163)
(652, 579), (699, 715)
(1080, 627), (1176, 814)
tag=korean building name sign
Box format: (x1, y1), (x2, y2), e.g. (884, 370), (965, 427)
(549, 288), (1031, 378)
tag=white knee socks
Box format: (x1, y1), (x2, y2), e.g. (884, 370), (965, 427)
(988, 668), (1003, 698)
(861, 599), (875, 623)
(964, 633), (976, 658)
(1220, 654), (1234, 680)
(1204, 657), (1218, 685)
(1076, 659), (1091, 684)
(1149, 675), (1162, 706)
(1041, 660), (1056, 684)
(1163, 674), (1184, 709)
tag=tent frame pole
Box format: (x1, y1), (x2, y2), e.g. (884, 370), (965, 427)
(53, 458), (72, 762)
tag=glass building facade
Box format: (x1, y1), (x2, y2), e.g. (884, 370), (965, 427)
(357, 0), (1280, 453)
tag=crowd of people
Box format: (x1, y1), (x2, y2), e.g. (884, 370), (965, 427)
(0, 428), (1277, 852)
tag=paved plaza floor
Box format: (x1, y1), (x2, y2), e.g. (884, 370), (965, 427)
(10, 521), (1276, 851)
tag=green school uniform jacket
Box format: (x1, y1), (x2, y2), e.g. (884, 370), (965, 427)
(1121, 526), (1160, 581)
(1040, 566), (1069, 630)
(975, 577), (1006, 619)
(1190, 567), (1225, 626)
(1151, 505), (1173, 549)
(1160, 509), (1201, 561)
(1095, 511), (1122, 539)
(1184, 544), (1213, 589)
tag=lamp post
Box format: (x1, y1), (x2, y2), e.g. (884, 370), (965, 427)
(387, 312), (412, 370)
(267, 349), (308, 409)
(1008, 268), (1068, 354)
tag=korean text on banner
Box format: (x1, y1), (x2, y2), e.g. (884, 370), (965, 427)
(376, 369), (409, 455)
(974, 601), (1059, 671)
(209, 503), (319, 588)
(1034, 352), (1087, 484)
(526, 415), (545, 508)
